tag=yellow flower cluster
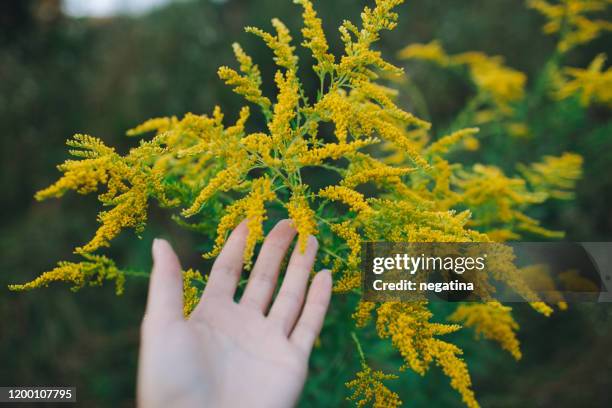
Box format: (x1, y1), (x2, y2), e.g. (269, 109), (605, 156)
(426, 128), (480, 156)
(518, 152), (583, 199)
(218, 44), (271, 116)
(319, 186), (374, 217)
(295, 0), (334, 74)
(9, 254), (125, 295)
(376, 302), (479, 408)
(426, 338), (479, 408)
(35, 134), (175, 253)
(346, 363), (401, 408)
(268, 70), (300, 145)
(80, 181), (149, 253)
(299, 139), (377, 166)
(353, 301), (376, 328)
(336, 0), (405, 84)
(520, 264), (568, 310)
(35, 134), (115, 199)
(330, 221), (362, 292)
(399, 41), (526, 112)
(286, 188), (318, 252)
(397, 40), (449, 65)
(449, 302), (522, 360)
(527, 0), (612, 52)
(558, 269), (600, 292)
(342, 153), (414, 189)
(182, 165), (245, 218)
(314, 90), (355, 143)
(183, 269), (205, 317)
(455, 52), (527, 111)
(557, 53), (612, 107)
(204, 177), (276, 269)
(454, 164), (565, 240)
(246, 19), (298, 72)
(126, 116), (176, 136)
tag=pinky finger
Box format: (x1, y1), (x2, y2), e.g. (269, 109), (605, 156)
(289, 269), (332, 356)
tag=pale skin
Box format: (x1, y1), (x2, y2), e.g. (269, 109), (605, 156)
(137, 219), (332, 408)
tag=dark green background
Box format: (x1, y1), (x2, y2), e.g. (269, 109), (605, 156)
(1, 0), (611, 406)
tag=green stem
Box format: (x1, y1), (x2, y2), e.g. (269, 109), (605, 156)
(123, 270), (150, 279)
(449, 92), (488, 131)
(351, 331), (366, 364)
(322, 247), (345, 263)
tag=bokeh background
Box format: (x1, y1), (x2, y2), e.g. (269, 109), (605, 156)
(1, 0), (611, 406)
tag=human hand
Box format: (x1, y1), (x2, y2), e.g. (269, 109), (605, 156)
(137, 219), (332, 408)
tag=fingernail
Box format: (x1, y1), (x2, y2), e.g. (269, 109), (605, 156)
(308, 235), (318, 248)
(278, 218), (292, 227)
(152, 239), (158, 259)
(152, 238), (164, 260)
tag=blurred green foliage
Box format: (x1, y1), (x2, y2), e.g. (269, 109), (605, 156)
(1, 0), (611, 406)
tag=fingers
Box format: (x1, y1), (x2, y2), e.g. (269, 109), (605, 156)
(144, 238), (184, 322)
(201, 219), (249, 301)
(267, 235), (319, 335)
(290, 269), (332, 356)
(240, 219), (296, 312)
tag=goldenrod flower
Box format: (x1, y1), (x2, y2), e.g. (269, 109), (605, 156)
(182, 163), (247, 217)
(376, 302), (479, 408)
(454, 163), (572, 239)
(268, 70), (300, 145)
(397, 40), (450, 65)
(400, 42), (526, 111)
(126, 116), (177, 136)
(78, 183), (149, 252)
(557, 53), (612, 106)
(330, 220), (361, 271)
(517, 152), (583, 199)
(9, 254), (125, 295)
(506, 122), (530, 138)
(371, 117), (430, 169)
(218, 44), (272, 114)
(244, 178), (276, 269)
(425, 338), (479, 408)
(336, 0), (405, 83)
(204, 177), (275, 269)
(453, 52), (526, 110)
(183, 269), (204, 317)
(521, 264), (567, 309)
(527, 0), (612, 52)
(354, 80), (432, 129)
(449, 302), (522, 360)
(426, 128), (480, 156)
(241, 132), (280, 166)
(299, 139), (377, 165)
(319, 186), (374, 216)
(286, 188), (318, 252)
(294, 0), (335, 74)
(342, 164), (414, 189)
(353, 301), (376, 328)
(314, 90), (353, 143)
(246, 18), (298, 72)
(558, 269), (600, 292)
(346, 363), (401, 408)
(35, 134), (115, 200)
